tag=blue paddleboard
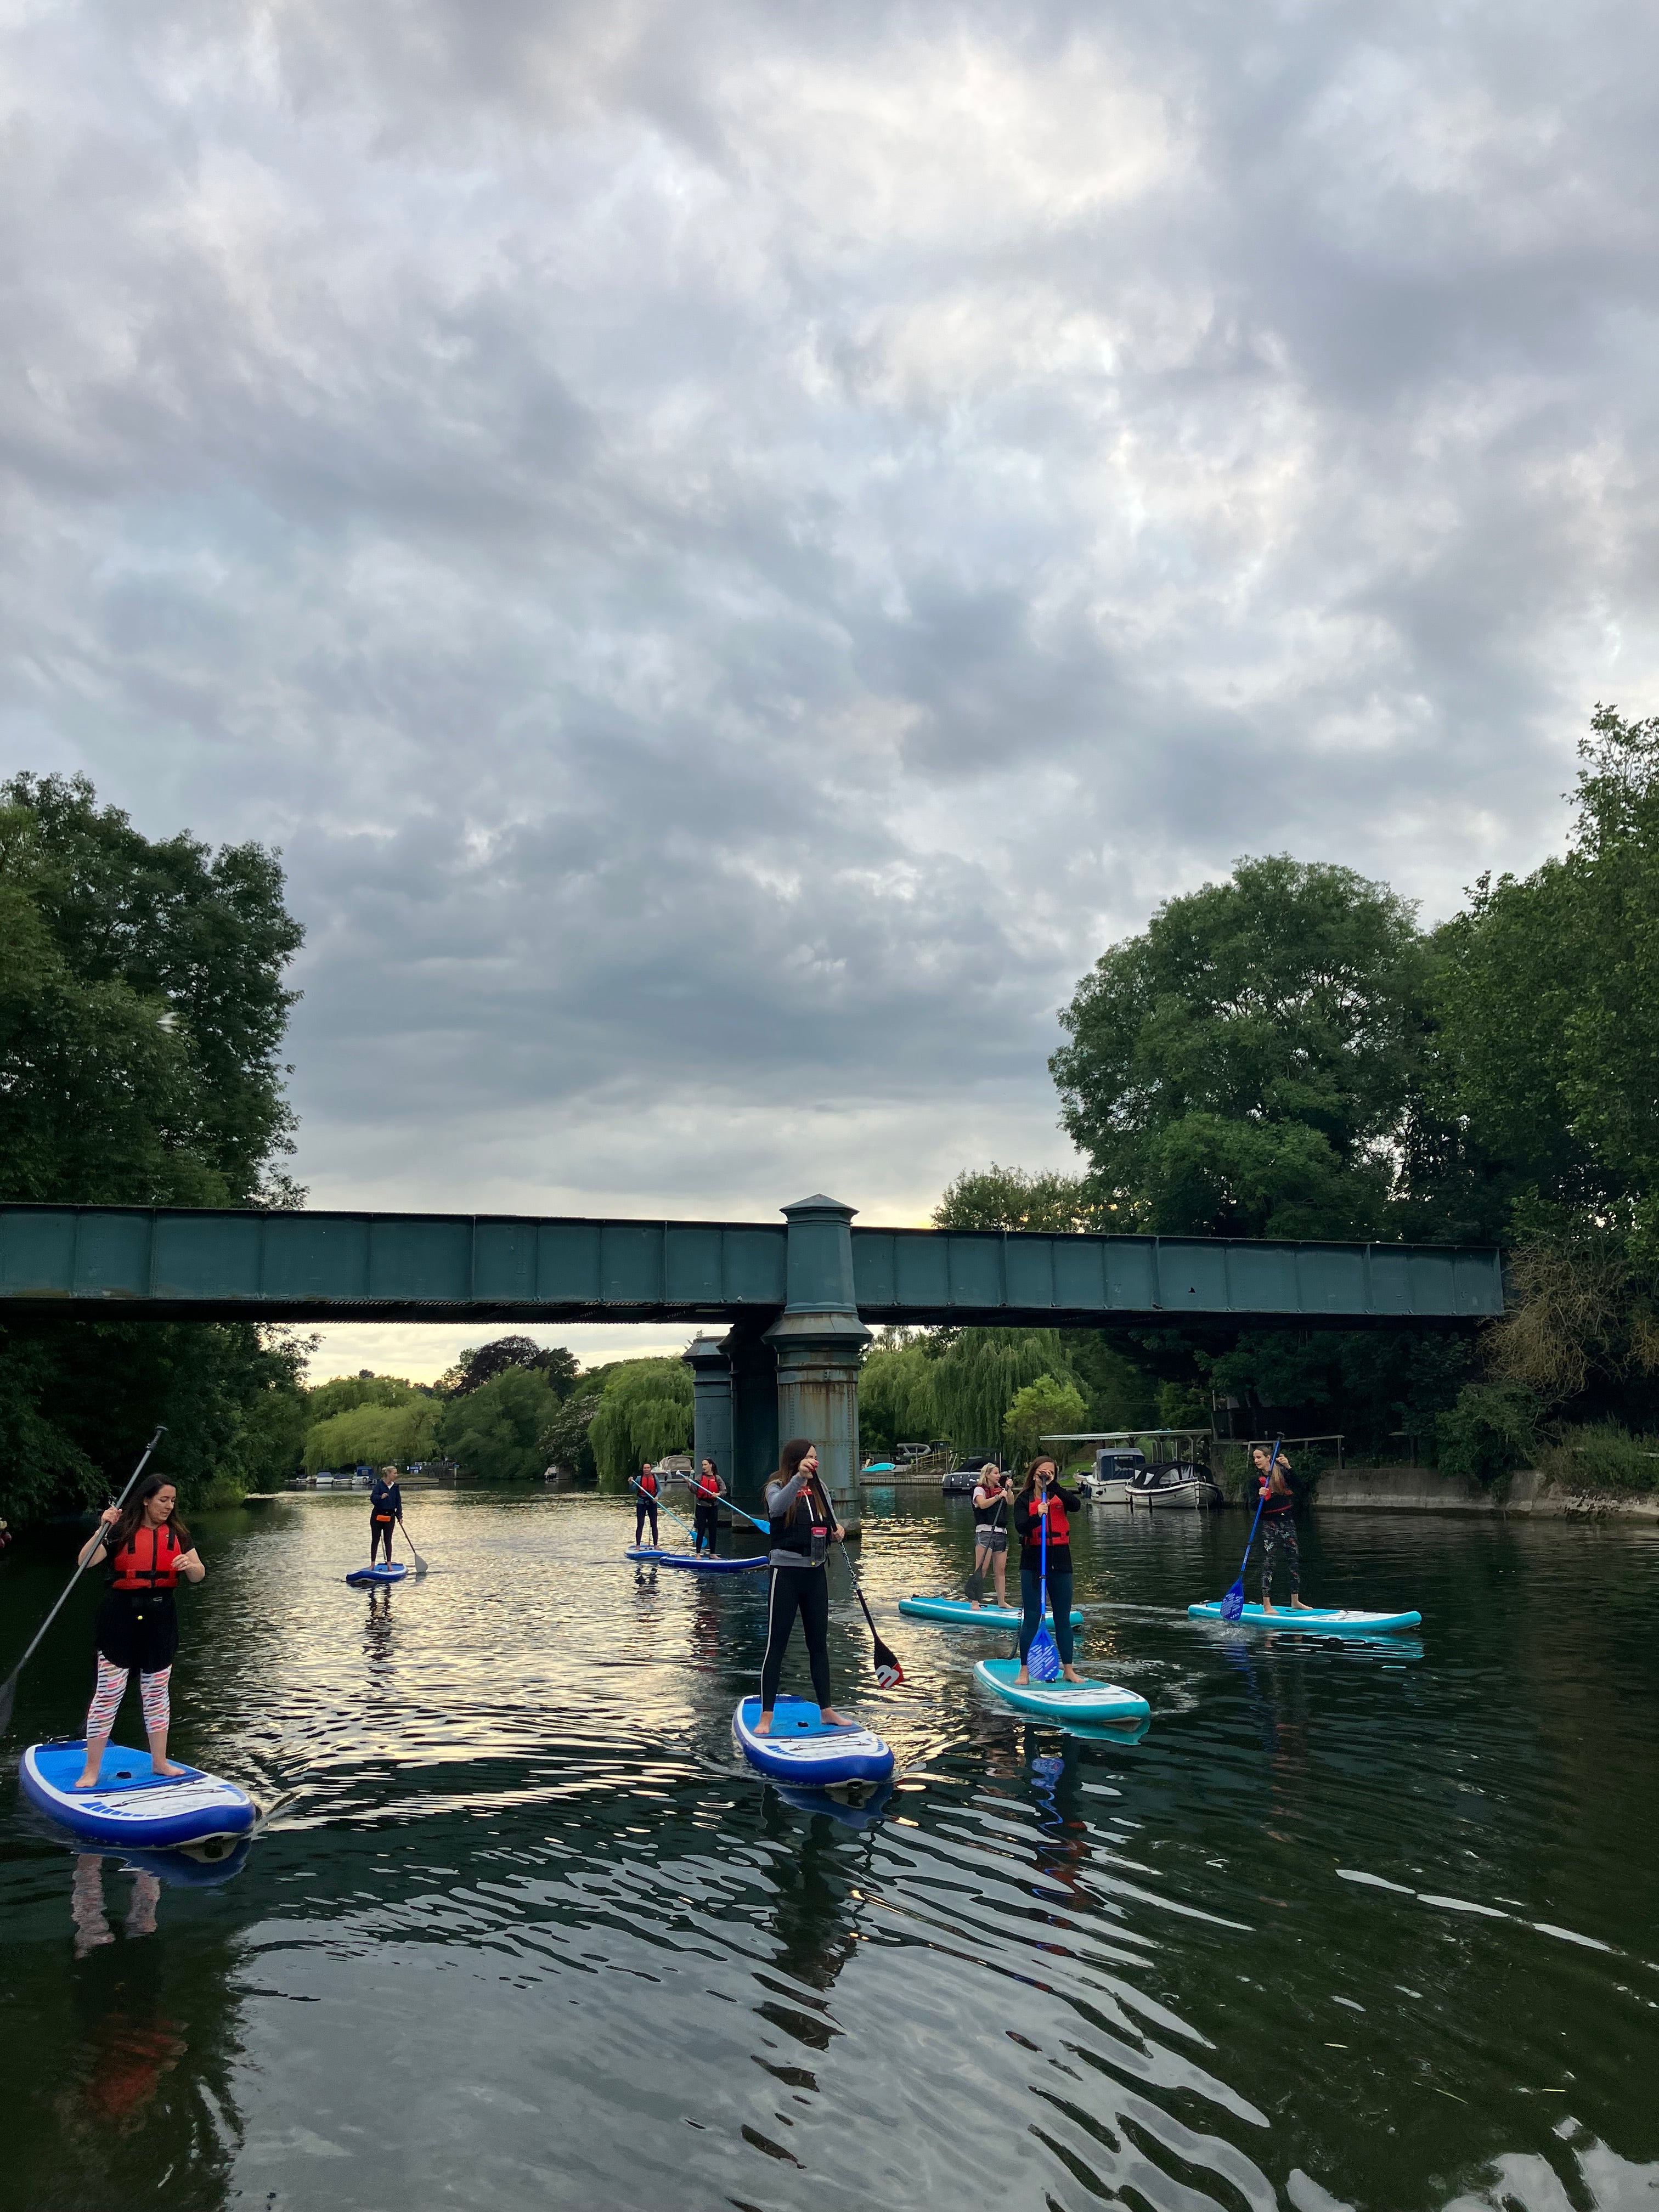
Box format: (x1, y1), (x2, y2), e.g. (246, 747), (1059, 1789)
(21, 1741), (259, 1850)
(732, 1696), (895, 1786)
(1187, 1601), (1422, 1635)
(974, 1658), (1149, 1727)
(346, 1561), (409, 1586)
(628, 1548), (768, 1572)
(899, 1594), (1084, 1628)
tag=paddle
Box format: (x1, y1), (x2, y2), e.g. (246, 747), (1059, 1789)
(397, 1517), (428, 1576)
(1219, 1436), (1280, 1623)
(834, 1536), (904, 1689)
(0, 1426), (166, 1735)
(670, 1475), (771, 1537)
(1026, 1487), (1062, 1683)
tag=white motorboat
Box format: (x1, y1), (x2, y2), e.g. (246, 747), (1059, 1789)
(1125, 1461), (1223, 1510)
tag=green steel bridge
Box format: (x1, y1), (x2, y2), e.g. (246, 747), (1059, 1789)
(0, 1198), (1504, 1516)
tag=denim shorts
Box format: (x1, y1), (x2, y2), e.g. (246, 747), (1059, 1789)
(974, 1526), (1008, 1554)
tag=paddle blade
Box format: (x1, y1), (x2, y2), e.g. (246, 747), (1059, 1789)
(871, 1626), (904, 1688)
(0, 1668), (18, 1736)
(963, 1568), (985, 1601)
(1028, 1627), (1062, 1684)
(1218, 1579), (1246, 1624)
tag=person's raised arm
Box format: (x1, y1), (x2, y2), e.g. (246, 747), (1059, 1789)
(77, 1507), (120, 1570)
(178, 1545), (207, 1584)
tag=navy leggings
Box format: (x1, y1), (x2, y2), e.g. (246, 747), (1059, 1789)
(1019, 1566), (1075, 1666)
(634, 1499), (659, 1545)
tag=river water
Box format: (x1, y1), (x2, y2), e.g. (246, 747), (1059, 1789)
(3, 1488), (1657, 2212)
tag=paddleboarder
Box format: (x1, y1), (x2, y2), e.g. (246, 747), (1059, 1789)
(72, 1475), (206, 1787)
(757, 1439), (847, 1735)
(689, 1457), (726, 1554)
(1254, 1443), (1309, 1612)
(634, 1463), (661, 1548)
(970, 1462), (1011, 1608)
(1013, 1457), (1083, 1686)
(369, 1465), (403, 1566)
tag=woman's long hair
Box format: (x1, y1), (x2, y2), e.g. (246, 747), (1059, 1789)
(775, 1438), (817, 1522)
(109, 1473), (189, 1558)
(1017, 1455), (1059, 1504)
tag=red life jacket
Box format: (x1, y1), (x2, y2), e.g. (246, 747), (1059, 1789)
(1041, 1496), (1071, 1548)
(639, 1471), (658, 1498)
(110, 1522), (182, 1592)
(695, 1472), (718, 1501)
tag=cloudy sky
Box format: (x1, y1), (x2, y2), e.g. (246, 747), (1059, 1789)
(4, 0), (1656, 1377)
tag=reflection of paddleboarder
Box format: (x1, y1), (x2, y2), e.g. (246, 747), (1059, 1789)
(74, 1476), (206, 1788)
(634, 1463), (660, 1547)
(369, 1465), (402, 1566)
(757, 1440), (847, 1735)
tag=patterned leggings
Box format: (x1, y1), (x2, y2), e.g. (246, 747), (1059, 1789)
(1260, 1517), (1301, 1600)
(87, 1655), (171, 1741)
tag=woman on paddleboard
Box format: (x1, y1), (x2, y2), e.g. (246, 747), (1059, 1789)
(74, 1475), (206, 1788)
(970, 1463), (1011, 1609)
(689, 1457), (725, 1555)
(634, 1463), (661, 1548)
(1254, 1443), (1308, 1612)
(757, 1439), (847, 1735)
(1013, 1457), (1083, 1686)
(369, 1465), (402, 1566)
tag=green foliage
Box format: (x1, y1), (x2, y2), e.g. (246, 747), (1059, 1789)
(586, 1359), (694, 1492)
(1052, 855), (1429, 1238)
(1436, 1383), (1542, 1487)
(306, 1373), (428, 1423)
(933, 1164), (1096, 1233)
(0, 774), (307, 1523)
(930, 1329), (1084, 1454)
(304, 1396), (441, 1474)
(436, 1366), (560, 1483)
(540, 1390), (602, 1485)
(1057, 1331), (1158, 1432)
(857, 1334), (940, 1462)
(1539, 1421), (1659, 1494)
(438, 1337), (580, 1399)
(1003, 1373), (1088, 1468)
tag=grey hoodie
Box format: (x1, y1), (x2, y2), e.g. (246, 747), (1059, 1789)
(763, 1468), (832, 1568)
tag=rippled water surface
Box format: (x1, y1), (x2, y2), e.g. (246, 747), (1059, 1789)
(4, 1489), (1658, 2211)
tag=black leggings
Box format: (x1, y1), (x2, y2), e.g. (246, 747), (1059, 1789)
(634, 1500), (659, 1545)
(1019, 1566), (1076, 1666)
(761, 1565), (832, 1713)
(371, 1518), (396, 1563)
(693, 1502), (719, 1553)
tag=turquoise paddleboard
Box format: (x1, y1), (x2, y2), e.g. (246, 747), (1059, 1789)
(1187, 1601), (1421, 1635)
(900, 1594), (1084, 1629)
(974, 1658), (1149, 1726)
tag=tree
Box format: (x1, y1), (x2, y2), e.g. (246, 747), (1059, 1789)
(929, 1329), (1085, 1455)
(857, 1333), (939, 1462)
(540, 1390), (602, 1484)
(587, 1359), (694, 1491)
(1003, 1374), (1088, 1469)
(439, 1337), (580, 1399)
(304, 1396), (441, 1474)
(436, 1367), (560, 1482)
(933, 1165), (1096, 1233)
(0, 775), (307, 1522)
(1051, 856), (1431, 1239)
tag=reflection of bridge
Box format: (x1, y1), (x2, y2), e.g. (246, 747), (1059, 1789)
(0, 1196), (1504, 1521)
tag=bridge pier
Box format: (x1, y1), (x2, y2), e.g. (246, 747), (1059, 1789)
(682, 1194), (871, 1537)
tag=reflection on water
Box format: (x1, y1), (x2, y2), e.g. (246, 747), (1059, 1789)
(4, 1491), (1659, 2210)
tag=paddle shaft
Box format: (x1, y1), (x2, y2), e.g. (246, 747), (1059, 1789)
(833, 1537), (903, 1686)
(628, 1475), (698, 1542)
(0, 1426), (167, 1732)
(396, 1516), (428, 1574)
(1221, 1436), (1282, 1616)
(670, 1475), (770, 1535)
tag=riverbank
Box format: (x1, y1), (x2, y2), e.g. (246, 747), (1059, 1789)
(1315, 1465), (1659, 1518)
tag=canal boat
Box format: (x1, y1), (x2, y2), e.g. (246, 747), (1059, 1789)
(21, 1741), (260, 1851)
(1187, 1600), (1422, 1635)
(973, 1659), (1150, 1727)
(732, 1696), (895, 1786)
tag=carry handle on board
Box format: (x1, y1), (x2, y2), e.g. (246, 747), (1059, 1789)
(0, 1427), (167, 1734)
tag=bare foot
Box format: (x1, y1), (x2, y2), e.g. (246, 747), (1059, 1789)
(151, 1758), (184, 1776)
(1290, 1596), (1310, 1609)
(1261, 1600), (1278, 1613)
(74, 1770), (100, 1790)
(1062, 1667), (1082, 1683)
(820, 1708), (847, 1726)
(1015, 1671), (1030, 1686)
(970, 1600), (981, 1610)
(754, 1712), (773, 1736)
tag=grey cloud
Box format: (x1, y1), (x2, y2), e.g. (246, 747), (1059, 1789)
(3, 0), (1657, 1224)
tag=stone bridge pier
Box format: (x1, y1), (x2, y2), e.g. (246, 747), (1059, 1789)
(684, 1194), (871, 1535)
